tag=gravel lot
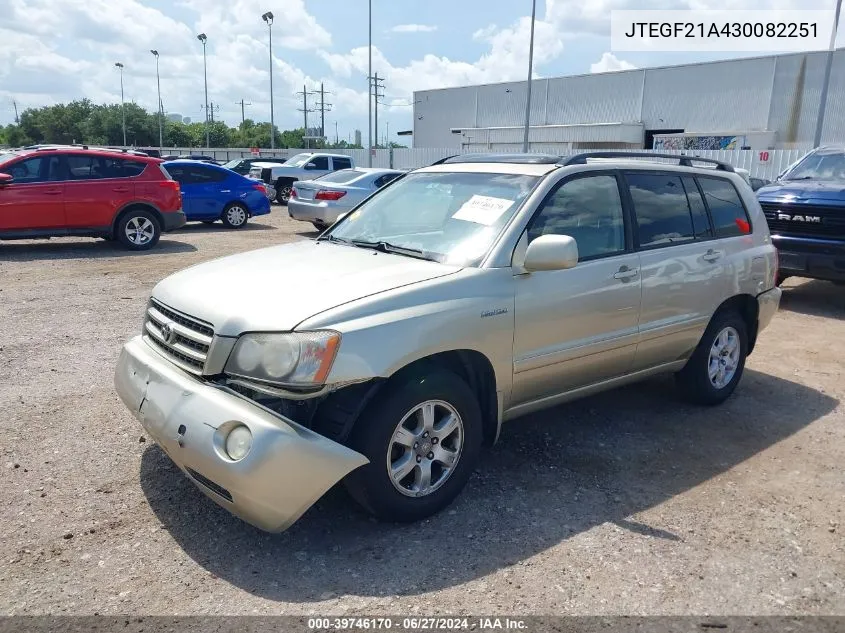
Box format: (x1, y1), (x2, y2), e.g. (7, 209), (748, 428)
(1, 210), (844, 616)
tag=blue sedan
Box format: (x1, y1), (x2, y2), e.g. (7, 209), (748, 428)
(163, 160), (271, 228)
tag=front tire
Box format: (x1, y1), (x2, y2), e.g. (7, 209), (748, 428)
(676, 310), (748, 405)
(116, 210), (160, 250)
(275, 180), (293, 205)
(221, 203), (248, 229)
(344, 369), (482, 523)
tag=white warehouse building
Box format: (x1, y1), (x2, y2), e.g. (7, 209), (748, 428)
(411, 48), (845, 152)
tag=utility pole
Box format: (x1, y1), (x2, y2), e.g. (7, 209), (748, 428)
(295, 85), (317, 149)
(522, 0), (537, 153)
(114, 62), (126, 146)
(369, 73), (385, 150)
(262, 11), (275, 149)
(12, 100), (19, 124)
(368, 0), (372, 166)
(151, 50), (163, 152)
(236, 99), (252, 125)
(335, 121), (339, 145)
(197, 33), (209, 148)
(812, 0), (842, 147)
(314, 83), (332, 147)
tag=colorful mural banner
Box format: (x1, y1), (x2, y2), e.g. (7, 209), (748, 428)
(653, 135), (746, 150)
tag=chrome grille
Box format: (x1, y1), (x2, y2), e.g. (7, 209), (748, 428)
(144, 299), (213, 375)
(761, 204), (845, 240)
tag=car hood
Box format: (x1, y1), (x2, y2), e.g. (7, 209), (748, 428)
(151, 240), (461, 336)
(757, 180), (845, 205)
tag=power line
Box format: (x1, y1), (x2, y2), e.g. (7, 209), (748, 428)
(368, 73), (385, 148)
(314, 82), (333, 144)
(235, 99), (252, 125)
(295, 85), (317, 148)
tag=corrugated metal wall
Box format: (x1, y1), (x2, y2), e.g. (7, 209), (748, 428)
(414, 49), (845, 149)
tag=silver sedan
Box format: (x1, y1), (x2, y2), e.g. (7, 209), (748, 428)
(288, 168), (403, 230)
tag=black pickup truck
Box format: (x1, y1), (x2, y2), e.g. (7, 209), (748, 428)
(756, 146), (845, 285)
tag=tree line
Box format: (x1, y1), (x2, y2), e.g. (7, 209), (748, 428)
(0, 99), (382, 149)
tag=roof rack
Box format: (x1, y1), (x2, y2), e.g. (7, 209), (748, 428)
(559, 151), (734, 172)
(435, 153), (562, 165)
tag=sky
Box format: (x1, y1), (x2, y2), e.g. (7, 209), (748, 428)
(0, 0), (842, 146)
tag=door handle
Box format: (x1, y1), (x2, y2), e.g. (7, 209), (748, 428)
(219, 189), (231, 193)
(613, 265), (639, 281)
(112, 187), (130, 193)
(702, 249), (722, 262)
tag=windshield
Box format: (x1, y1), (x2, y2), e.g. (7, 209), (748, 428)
(222, 159), (241, 169)
(325, 171), (539, 266)
(0, 153), (15, 167)
(784, 151), (845, 181)
(283, 153), (313, 167)
(315, 169), (366, 184)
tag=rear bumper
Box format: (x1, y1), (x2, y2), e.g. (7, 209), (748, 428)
(114, 336), (368, 532)
(756, 286), (782, 335)
(162, 211), (187, 232)
(772, 236), (845, 282)
(287, 199), (344, 225)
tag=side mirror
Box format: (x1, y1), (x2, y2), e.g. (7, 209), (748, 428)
(523, 234), (579, 272)
(0, 173), (12, 185)
(304, 163), (317, 170)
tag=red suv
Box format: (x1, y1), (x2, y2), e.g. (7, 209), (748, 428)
(0, 147), (186, 250)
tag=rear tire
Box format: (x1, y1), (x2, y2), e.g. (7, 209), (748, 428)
(116, 209), (160, 250)
(675, 310), (748, 406)
(221, 203), (248, 229)
(344, 369), (482, 523)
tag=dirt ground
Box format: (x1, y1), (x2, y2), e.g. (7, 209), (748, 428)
(1, 209), (844, 616)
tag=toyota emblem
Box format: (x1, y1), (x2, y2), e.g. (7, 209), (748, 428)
(160, 322), (175, 345)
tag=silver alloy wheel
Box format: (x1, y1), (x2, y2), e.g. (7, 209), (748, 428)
(387, 399), (464, 498)
(708, 326), (740, 389)
(226, 205), (247, 226)
(124, 216), (155, 246)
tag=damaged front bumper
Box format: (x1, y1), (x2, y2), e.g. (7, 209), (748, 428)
(114, 335), (369, 532)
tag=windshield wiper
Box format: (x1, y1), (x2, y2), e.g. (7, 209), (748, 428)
(349, 239), (436, 261)
(317, 233), (351, 244)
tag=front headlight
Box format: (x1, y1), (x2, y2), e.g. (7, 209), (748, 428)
(224, 331), (340, 386)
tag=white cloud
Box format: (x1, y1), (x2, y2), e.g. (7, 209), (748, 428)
(590, 52), (637, 73)
(391, 24), (438, 33)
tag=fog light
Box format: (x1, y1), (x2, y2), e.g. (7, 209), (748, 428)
(225, 425), (252, 461)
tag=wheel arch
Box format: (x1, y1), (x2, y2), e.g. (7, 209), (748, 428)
(318, 349), (500, 448)
(112, 202), (164, 238)
(712, 294), (759, 355)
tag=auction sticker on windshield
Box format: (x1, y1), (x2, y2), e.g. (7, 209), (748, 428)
(452, 195), (514, 225)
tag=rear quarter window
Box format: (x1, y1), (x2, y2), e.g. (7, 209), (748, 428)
(697, 177), (752, 237)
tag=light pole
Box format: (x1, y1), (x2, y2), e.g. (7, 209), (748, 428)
(262, 12), (275, 149)
(812, 0), (843, 147)
(150, 50), (163, 152)
(368, 0), (372, 166)
(197, 33), (210, 148)
(522, 0), (537, 153)
(115, 62), (126, 146)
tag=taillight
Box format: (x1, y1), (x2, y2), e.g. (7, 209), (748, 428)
(159, 180), (180, 192)
(291, 188), (298, 199)
(252, 183), (265, 192)
(315, 190), (346, 201)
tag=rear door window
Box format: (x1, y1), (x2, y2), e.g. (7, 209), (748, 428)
(681, 177), (714, 239)
(187, 165), (227, 183)
(626, 173), (695, 248)
(333, 157), (352, 170)
(697, 177), (752, 237)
